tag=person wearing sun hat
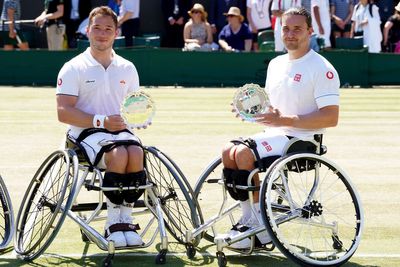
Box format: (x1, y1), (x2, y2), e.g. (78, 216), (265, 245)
(209, 0), (246, 36)
(383, 1), (400, 52)
(218, 6), (252, 52)
(183, 3), (219, 51)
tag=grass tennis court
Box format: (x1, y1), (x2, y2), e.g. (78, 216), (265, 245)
(0, 86), (399, 266)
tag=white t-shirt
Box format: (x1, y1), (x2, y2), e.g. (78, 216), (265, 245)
(56, 48), (140, 137)
(311, 0), (331, 47)
(247, 0), (272, 31)
(119, 0), (140, 20)
(265, 49), (340, 139)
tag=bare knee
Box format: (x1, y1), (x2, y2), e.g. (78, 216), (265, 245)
(126, 145), (144, 172)
(105, 146), (128, 172)
(235, 145), (255, 170)
(222, 143), (236, 167)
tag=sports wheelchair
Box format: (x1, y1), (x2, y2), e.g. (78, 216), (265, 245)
(185, 135), (364, 267)
(14, 136), (202, 266)
(0, 174), (14, 251)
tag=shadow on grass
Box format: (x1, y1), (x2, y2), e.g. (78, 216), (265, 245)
(0, 242), (376, 267)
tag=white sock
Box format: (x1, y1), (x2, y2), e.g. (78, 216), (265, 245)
(240, 200), (252, 222)
(120, 201), (134, 223)
(106, 198), (120, 228)
(253, 202), (262, 222)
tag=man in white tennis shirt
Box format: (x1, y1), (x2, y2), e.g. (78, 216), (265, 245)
(221, 7), (340, 249)
(56, 6), (144, 247)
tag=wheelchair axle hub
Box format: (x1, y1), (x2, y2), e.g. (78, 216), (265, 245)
(301, 200), (323, 218)
(38, 196), (56, 213)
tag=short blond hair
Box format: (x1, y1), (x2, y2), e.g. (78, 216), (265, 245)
(88, 6), (118, 28)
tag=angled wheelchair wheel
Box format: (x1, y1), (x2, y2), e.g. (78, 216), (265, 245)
(260, 153), (364, 267)
(193, 157), (242, 243)
(144, 146), (202, 246)
(0, 175), (14, 251)
(15, 150), (78, 260)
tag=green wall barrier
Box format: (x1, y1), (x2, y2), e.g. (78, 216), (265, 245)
(0, 48), (399, 87)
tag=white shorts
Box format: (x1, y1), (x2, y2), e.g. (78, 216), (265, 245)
(72, 130), (140, 169)
(249, 130), (290, 159)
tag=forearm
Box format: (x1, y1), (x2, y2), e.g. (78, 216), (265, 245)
(287, 107), (339, 129)
(57, 105), (95, 128)
(7, 8), (15, 31)
(313, 7), (323, 29)
(119, 11), (133, 24)
(255, 106), (339, 129)
(218, 39), (231, 50)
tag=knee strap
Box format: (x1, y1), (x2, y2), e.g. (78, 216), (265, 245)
(103, 172), (125, 205)
(223, 168), (252, 201)
(123, 171), (146, 203)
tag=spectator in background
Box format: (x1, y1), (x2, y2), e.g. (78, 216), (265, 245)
(183, 3), (219, 51)
(311, 0), (332, 49)
(0, 0), (29, 50)
(64, 0), (92, 48)
(35, 0), (65, 50)
(118, 0), (140, 47)
(209, 0), (247, 36)
(218, 7), (252, 52)
(271, 0), (302, 51)
(108, 0), (120, 15)
(350, 0), (382, 52)
(162, 0), (191, 48)
(383, 2), (400, 52)
(302, 0), (311, 12)
(375, 0), (393, 30)
(331, 0), (354, 40)
(247, 0), (272, 51)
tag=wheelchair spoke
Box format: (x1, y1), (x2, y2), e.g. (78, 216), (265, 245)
(15, 150), (75, 260)
(262, 154), (363, 266)
(144, 147), (200, 244)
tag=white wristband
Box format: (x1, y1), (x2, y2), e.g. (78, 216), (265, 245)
(93, 114), (106, 128)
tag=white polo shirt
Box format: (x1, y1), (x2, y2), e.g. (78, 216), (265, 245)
(265, 49), (340, 139)
(56, 48), (140, 137)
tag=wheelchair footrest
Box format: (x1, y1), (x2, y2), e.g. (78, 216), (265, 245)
(70, 200), (146, 212)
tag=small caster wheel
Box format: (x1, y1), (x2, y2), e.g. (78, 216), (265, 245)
(216, 251), (227, 267)
(155, 249), (167, 264)
(102, 254), (114, 267)
(185, 244), (196, 259)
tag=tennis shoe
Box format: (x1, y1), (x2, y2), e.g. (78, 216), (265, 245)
(121, 215), (144, 246)
(105, 218), (127, 247)
(228, 214), (272, 249)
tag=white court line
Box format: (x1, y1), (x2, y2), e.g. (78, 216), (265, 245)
(1, 251), (400, 259)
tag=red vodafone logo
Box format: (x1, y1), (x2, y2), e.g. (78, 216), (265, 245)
(58, 78), (63, 86)
(326, 71), (334, 80)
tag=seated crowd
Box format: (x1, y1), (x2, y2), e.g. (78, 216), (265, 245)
(1, 0), (400, 53)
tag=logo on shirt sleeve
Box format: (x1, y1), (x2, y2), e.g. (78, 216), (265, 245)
(57, 78), (63, 86)
(326, 71), (334, 80)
